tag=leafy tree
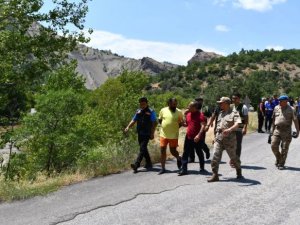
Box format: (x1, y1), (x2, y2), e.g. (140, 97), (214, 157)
(20, 89), (85, 175)
(0, 0), (91, 177)
(0, 0), (91, 124)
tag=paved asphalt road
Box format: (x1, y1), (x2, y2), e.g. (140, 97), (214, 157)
(1, 132), (300, 225)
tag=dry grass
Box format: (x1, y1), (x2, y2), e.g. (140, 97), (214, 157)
(0, 172), (89, 202)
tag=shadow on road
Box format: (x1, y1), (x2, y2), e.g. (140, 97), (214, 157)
(220, 177), (261, 186)
(138, 167), (162, 173)
(186, 170), (212, 176)
(241, 165), (267, 170)
(284, 166), (300, 172)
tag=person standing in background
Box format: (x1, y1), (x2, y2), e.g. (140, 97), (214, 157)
(265, 98), (274, 133)
(258, 97), (265, 133)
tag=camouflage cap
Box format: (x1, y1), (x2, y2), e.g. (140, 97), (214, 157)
(217, 97), (231, 104)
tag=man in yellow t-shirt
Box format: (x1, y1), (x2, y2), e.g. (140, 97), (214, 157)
(158, 98), (183, 175)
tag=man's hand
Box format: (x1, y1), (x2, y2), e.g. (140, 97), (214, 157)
(124, 127), (129, 133)
(222, 128), (231, 137)
(204, 125), (210, 132)
(150, 133), (155, 140)
(242, 127), (247, 135)
(194, 135), (201, 143)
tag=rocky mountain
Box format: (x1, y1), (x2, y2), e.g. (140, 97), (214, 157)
(187, 49), (222, 65)
(69, 45), (178, 89)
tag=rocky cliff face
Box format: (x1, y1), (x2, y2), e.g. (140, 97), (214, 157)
(187, 49), (222, 65)
(69, 45), (178, 89)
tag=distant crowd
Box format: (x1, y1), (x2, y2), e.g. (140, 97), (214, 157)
(124, 93), (300, 182)
(257, 95), (300, 133)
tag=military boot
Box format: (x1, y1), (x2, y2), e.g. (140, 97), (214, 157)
(236, 168), (243, 179)
(207, 172), (219, 182)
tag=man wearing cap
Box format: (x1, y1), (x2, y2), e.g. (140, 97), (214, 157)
(208, 97), (243, 182)
(271, 95), (299, 170)
(124, 97), (157, 173)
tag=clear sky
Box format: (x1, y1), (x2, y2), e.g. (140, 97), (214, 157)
(44, 0), (300, 65)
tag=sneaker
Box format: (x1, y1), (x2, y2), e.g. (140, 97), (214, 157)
(177, 157), (182, 169)
(158, 169), (166, 175)
(130, 163), (138, 174)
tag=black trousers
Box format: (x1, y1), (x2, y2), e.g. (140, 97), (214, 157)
(189, 140), (209, 161)
(265, 116), (272, 131)
(135, 135), (152, 167)
(258, 114), (264, 131)
(182, 136), (205, 171)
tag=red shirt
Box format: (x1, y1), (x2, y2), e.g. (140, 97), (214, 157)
(186, 111), (206, 140)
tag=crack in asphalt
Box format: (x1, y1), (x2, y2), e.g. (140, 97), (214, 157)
(52, 183), (193, 225)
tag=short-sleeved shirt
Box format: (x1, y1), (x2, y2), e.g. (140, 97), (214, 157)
(133, 107), (156, 136)
(273, 105), (297, 134)
(216, 109), (241, 140)
(272, 99), (279, 107)
(265, 101), (274, 117)
(200, 105), (212, 118)
(232, 103), (248, 130)
(159, 107), (183, 139)
(186, 111), (206, 140)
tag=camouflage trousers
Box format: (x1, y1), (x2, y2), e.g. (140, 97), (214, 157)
(211, 133), (241, 173)
(271, 130), (292, 166)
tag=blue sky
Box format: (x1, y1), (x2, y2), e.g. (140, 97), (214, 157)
(44, 0), (300, 65)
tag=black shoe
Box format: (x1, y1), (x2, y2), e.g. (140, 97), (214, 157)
(130, 163), (138, 173)
(258, 130), (265, 133)
(206, 151), (210, 160)
(178, 170), (188, 176)
(199, 168), (206, 173)
(177, 157), (182, 169)
(158, 169), (166, 175)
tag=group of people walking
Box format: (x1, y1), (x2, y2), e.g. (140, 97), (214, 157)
(125, 94), (299, 182)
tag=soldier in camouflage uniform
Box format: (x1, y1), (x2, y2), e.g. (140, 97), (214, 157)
(271, 95), (299, 170)
(208, 97), (243, 182)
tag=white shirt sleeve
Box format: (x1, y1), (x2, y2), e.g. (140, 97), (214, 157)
(242, 105), (249, 116)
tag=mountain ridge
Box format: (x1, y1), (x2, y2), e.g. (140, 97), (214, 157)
(70, 45), (180, 89)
